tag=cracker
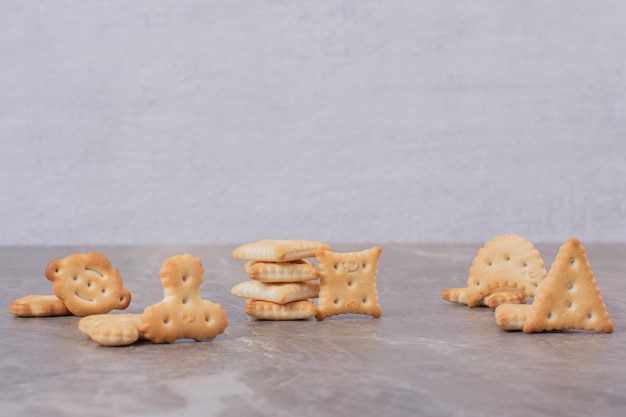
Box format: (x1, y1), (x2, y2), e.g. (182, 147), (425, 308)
(45, 252), (131, 316)
(9, 295), (71, 317)
(465, 235), (546, 307)
(522, 238), (613, 333)
(441, 287), (527, 308)
(231, 281), (319, 304)
(78, 314), (144, 347)
(244, 300), (317, 320)
(315, 247), (382, 320)
(232, 239), (331, 262)
(495, 304), (531, 331)
(244, 259), (320, 282)
(138, 254), (228, 343)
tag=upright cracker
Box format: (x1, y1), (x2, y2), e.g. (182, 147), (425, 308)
(231, 281), (319, 304)
(244, 259), (320, 282)
(78, 314), (144, 347)
(244, 300), (317, 320)
(232, 239), (331, 262)
(9, 295), (71, 317)
(138, 254), (228, 343)
(315, 247), (382, 320)
(522, 238), (613, 333)
(465, 235), (546, 307)
(45, 253), (131, 316)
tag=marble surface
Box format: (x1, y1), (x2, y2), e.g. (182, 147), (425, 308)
(1, 243), (625, 417)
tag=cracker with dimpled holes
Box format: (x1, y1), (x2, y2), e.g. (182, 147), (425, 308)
(233, 239), (331, 262)
(78, 314), (144, 347)
(521, 238), (613, 333)
(231, 281), (319, 304)
(244, 299), (317, 320)
(138, 254), (228, 343)
(44, 252), (131, 316)
(315, 247), (382, 321)
(244, 259), (320, 282)
(9, 295), (71, 317)
(465, 235), (547, 307)
(441, 287), (528, 309)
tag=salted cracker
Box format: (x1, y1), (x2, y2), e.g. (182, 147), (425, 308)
(139, 254), (228, 343)
(78, 314), (144, 347)
(232, 239), (331, 262)
(9, 295), (71, 317)
(465, 235), (546, 307)
(244, 259), (319, 282)
(315, 247), (382, 320)
(441, 287), (528, 309)
(521, 238), (613, 333)
(244, 299), (317, 320)
(231, 281), (319, 304)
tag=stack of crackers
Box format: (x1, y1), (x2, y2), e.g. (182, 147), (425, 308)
(231, 240), (329, 320)
(442, 234), (613, 334)
(230, 239), (384, 321)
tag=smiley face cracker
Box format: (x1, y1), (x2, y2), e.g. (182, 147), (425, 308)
(233, 239), (331, 262)
(45, 253), (131, 316)
(315, 247), (383, 320)
(78, 314), (144, 347)
(465, 235), (546, 307)
(9, 295), (71, 317)
(138, 254), (228, 343)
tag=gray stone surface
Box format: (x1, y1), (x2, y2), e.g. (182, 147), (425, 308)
(1, 243), (624, 416)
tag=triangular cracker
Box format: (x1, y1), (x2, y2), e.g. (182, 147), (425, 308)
(465, 235), (546, 307)
(315, 247), (382, 320)
(232, 239), (331, 262)
(522, 238), (613, 333)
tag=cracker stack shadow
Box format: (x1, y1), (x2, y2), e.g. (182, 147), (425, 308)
(230, 239), (327, 320)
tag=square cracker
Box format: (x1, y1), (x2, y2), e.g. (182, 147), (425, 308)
(232, 239), (331, 262)
(315, 247), (382, 320)
(244, 300), (317, 320)
(231, 281), (319, 304)
(244, 259), (319, 282)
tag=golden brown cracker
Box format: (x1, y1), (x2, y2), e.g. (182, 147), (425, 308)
(495, 304), (531, 331)
(465, 235), (546, 307)
(315, 247), (382, 320)
(9, 295), (71, 317)
(522, 238), (613, 333)
(233, 239), (331, 262)
(244, 300), (317, 320)
(244, 259), (320, 282)
(78, 314), (143, 347)
(442, 287), (527, 308)
(138, 254), (228, 343)
(231, 281), (319, 304)
(45, 252), (131, 316)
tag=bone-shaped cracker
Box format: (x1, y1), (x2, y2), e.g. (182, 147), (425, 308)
(78, 314), (144, 346)
(138, 254), (228, 343)
(9, 295), (71, 317)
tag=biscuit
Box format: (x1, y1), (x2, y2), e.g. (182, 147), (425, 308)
(231, 281), (319, 304)
(315, 247), (382, 320)
(494, 304), (531, 331)
(244, 259), (320, 282)
(45, 252), (131, 316)
(232, 239), (331, 262)
(465, 235), (546, 307)
(9, 295), (71, 317)
(78, 314), (144, 347)
(521, 238), (613, 333)
(138, 254), (228, 343)
(244, 299), (317, 320)
(441, 287), (528, 308)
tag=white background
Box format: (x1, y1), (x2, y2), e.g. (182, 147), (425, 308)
(1, 1), (625, 245)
